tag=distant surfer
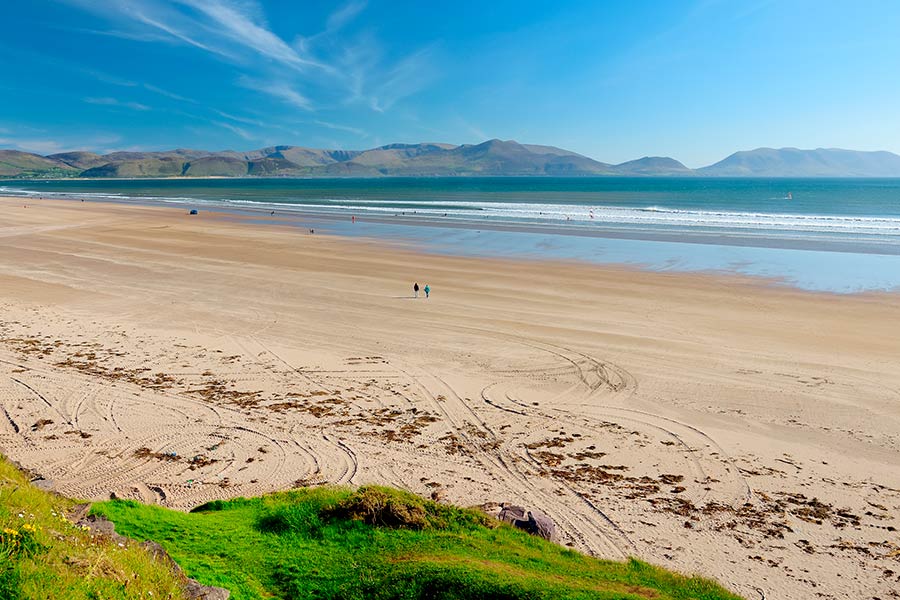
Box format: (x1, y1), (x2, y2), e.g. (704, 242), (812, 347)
(786, 192), (793, 200)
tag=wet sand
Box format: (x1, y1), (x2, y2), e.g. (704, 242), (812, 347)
(1, 197), (898, 599)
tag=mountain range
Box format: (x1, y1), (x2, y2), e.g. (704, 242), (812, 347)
(2, 140), (900, 178)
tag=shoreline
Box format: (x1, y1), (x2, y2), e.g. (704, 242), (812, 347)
(6, 193), (895, 297)
(8, 174), (900, 180)
(5, 194), (900, 294)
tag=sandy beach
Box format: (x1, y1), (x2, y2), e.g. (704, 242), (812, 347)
(1, 196), (898, 599)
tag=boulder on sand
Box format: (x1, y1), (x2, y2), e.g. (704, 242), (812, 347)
(497, 504), (558, 542)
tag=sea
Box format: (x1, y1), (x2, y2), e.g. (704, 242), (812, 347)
(3, 177), (900, 293)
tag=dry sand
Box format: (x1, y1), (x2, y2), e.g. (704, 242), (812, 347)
(1, 197), (898, 599)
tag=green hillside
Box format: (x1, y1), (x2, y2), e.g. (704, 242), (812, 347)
(0, 150), (78, 178)
(46, 151), (109, 170)
(182, 156), (249, 177)
(94, 486), (743, 600)
(81, 158), (187, 178)
(0, 455), (186, 600)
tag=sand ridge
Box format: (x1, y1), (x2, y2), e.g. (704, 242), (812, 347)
(1, 197), (899, 599)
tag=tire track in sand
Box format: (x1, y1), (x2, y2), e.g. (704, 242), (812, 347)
(389, 358), (635, 559)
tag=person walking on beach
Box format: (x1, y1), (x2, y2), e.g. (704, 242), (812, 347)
(413, 282), (419, 298)
(424, 284), (430, 299)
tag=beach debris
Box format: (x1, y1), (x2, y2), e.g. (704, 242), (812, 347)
(189, 209), (198, 215)
(133, 447), (219, 470)
(64, 429), (92, 439)
(31, 418), (53, 431)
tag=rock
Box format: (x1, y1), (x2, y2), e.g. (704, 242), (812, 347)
(140, 541), (230, 600)
(140, 541), (181, 571)
(67, 503), (92, 523)
(498, 504), (527, 524)
(31, 477), (55, 491)
(77, 515), (129, 545)
(497, 504), (557, 542)
(184, 580), (230, 600)
(527, 509), (558, 542)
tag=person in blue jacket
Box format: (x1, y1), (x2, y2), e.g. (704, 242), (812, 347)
(423, 284), (430, 299)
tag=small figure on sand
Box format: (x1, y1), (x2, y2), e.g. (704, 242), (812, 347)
(424, 284), (430, 299)
(413, 282), (419, 298)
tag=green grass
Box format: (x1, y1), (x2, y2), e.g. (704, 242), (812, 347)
(0, 455), (186, 600)
(91, 485), (745, 600)
(1, 452), (742, 599)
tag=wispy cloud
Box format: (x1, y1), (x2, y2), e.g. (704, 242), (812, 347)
(296, 0), (367, 52)
(80, 68), (138, 88)
(175, 0), (326, 70)
(64, 26), (176, 44)
(327, 0), (367, 32)
(143, 83), (196, 103)
(238, 76), (312, 110)
(0, 133), (122, 155)
(132, 10), (224, 55)
(457, 118), (487, 141)
(84, 97), (151, 111)
(59, 0), (440, 130)
(214, 110), (265, 127)
(0, 137), (69, 154)
(367, 46), (437, 112)
(214, 121), (255, 140)
(80, 68), (196, 103)
(62, 0), (321, 70)
(313, 120), (366, 137)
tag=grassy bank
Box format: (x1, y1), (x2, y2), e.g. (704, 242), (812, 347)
(2, 454), (743, 599)
(0, 455), (186, 600)
(92, 485), (743, 600)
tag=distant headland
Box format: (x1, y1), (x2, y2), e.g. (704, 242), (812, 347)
(4, 140), (900, 178)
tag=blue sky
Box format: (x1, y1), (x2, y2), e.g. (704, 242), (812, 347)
(2, 0), (899, 167)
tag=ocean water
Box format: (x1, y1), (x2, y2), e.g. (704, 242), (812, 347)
(3, 177), (900, 293)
